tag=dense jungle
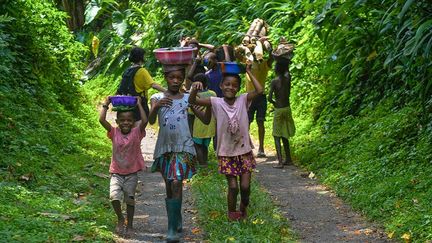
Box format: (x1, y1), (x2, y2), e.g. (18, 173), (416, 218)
(0, 0), (431, 242)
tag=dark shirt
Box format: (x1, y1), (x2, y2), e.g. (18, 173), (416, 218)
(206, 66), (223, 97)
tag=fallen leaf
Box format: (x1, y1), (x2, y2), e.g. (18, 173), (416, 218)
(72, 235), (85, 241)
(39, 212), (75, 221)
(401, 233), (411, 243)
(94, 173), (109, 179)
(308, 172), (315, 179)
(19, 173), (34, 182)
(191, 227), (201, 234)
(387, 231), (395, 239)
(209, 211), (220, 219)
(363, 228), (373, 235)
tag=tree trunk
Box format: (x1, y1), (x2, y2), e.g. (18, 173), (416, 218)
(59, 0), (85, 31)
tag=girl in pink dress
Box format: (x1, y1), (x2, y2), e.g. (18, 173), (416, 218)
(189, 65), (263, 220)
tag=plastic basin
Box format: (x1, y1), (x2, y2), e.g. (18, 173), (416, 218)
(219, 62), (242, 74)
(154, 47), (196, 64)
(109, 95), (137, 107)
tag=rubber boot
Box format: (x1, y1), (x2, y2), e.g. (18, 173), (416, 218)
(165, 199), (182, 233)
(177, 203), (182, 233)
(166, 198), (181, 242)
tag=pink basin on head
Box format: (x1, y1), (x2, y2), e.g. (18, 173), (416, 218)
(109, 95), (137, 107)
(154, 47), (197, 65)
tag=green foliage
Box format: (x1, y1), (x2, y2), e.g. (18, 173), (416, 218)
(81, 0), (200, 83)
(1, 0), (87, 111)
(292, 99), (432, 241)
(190, 161), (295, 242)
(0, 0), (115, 241)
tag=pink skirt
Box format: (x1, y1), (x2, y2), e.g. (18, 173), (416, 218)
(218, 151), (256, 176)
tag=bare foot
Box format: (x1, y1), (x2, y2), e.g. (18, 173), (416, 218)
(257, 151), (266, 158)
(283, 160), (293, 166)
(125, 227), (136, 238)
(115, 219), (125, 235)
(273, 164), (284, 169)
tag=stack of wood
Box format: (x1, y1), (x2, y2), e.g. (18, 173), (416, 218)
(235, 18), (272, 64)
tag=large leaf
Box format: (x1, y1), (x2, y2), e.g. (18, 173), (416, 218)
(84, 0), (101, 25)
(112, 10), (128, 37)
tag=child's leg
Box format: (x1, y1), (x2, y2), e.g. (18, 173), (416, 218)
(110, 174), (125, 233)
(165, 179), (183, 241)
(125, 204), (135, 236)
(111, 200), (125, 233)
(273, 136), (284, 168)
(194, 143), (206, 167)
(167, 179), (183, 199)
(281, 137), (293, 165)
(123, 173), (138, 234)
(203, 145), (209, 165)
(226, 175), (239, 212)
(239, 172), (251, 217)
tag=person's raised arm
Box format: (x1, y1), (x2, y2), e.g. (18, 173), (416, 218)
(191, 105), (212, 125)
(99, 97), (112, 132)
(151, 82), (166, 93)
(188, 82), (212, 107)
(246, 65), (263, 102)
(186, 57), (200, 82)
(136, 96), (147, 132)
(199, 43), (215, 51)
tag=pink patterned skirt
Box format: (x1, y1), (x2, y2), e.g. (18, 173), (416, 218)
(218, 151), (256, 176)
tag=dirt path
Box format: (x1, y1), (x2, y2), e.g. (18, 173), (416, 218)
(106, 110), (391, 242)
(105, 113), (201, 243)
(254, 151), (391, 243)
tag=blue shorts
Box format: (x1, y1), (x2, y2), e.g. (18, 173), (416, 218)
(248, 94), (267, 123)
(192, 137), (212, 147)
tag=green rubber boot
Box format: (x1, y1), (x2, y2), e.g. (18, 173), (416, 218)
(177, 197), (182, 233)
(165, 198), (182, 233)
(166, 198), (181, 242)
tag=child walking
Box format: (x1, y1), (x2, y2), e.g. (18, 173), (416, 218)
(189, 65), (263, 220)
(191, 73), (216, 168)
(148, 64), (208, 242)
(268, 42), (295, 169)
(99, 96), (147, 237)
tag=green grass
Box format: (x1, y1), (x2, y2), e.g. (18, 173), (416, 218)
(0, 82), (116, 242)
(189, 151), (295, 242)
(289, 98), (432, 242)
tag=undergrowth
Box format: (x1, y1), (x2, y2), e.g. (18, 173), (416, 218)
(291, 98), (432, 242)
(0, 83), (116, 241)
(190, 153), (295, 242)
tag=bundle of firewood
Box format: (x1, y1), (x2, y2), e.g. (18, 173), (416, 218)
(235, 18), (272, 64)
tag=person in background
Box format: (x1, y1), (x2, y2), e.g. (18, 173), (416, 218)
(269, 40), (295, 168)
(245, 37), (273, 158)
(117, 47), (166, 121)
(191, 73), (216, 168)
